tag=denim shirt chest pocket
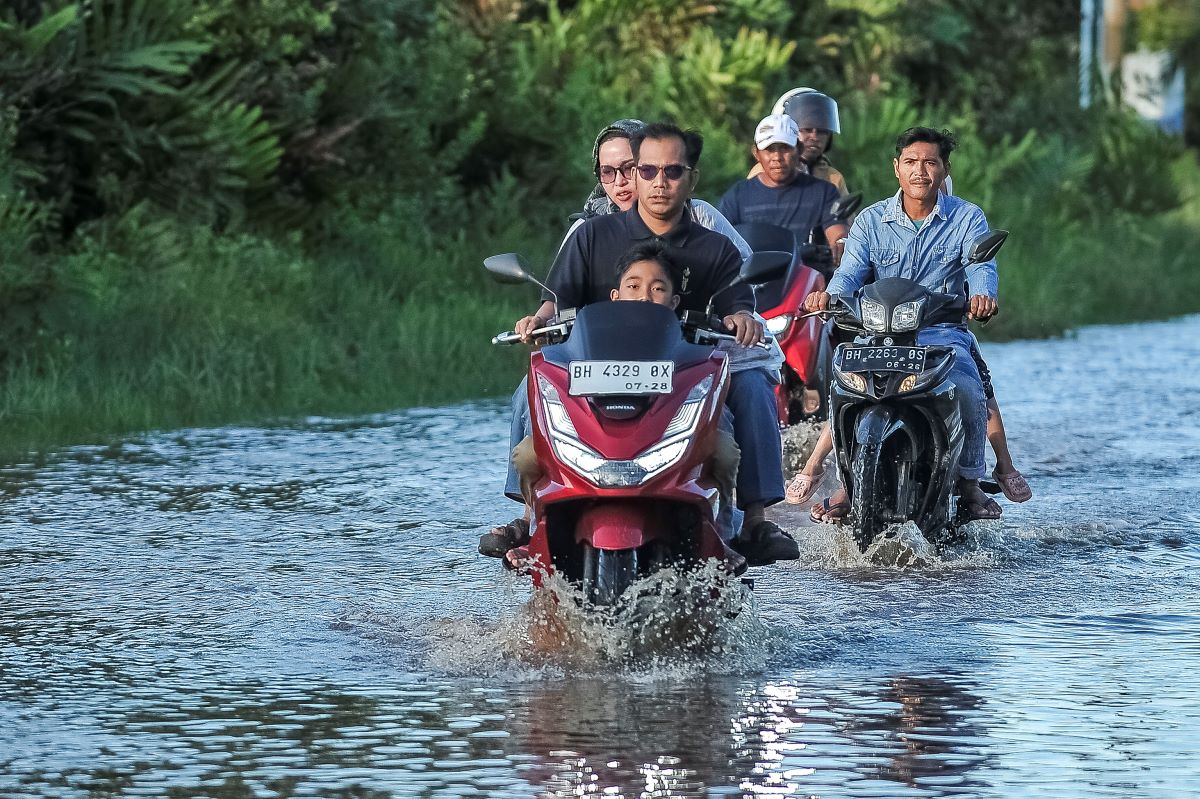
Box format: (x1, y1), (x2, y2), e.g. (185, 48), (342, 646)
(931, 245), (959, 265)
(870, 247), (900, 277)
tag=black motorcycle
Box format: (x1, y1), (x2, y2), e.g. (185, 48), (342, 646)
(823, 230), (1007, 551)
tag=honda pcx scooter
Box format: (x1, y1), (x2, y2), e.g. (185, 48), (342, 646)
(736, 193), (861, 425)
(485, 251), (788, 608)
(819, 230), (1008, 551)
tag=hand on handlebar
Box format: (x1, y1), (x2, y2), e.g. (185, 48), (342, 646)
(722, 311), (764, 347)
(514, 314), (549, 343)
(968, 294), (999, 322)
(803, 290), (830, 313)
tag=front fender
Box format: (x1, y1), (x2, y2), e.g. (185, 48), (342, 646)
(854, 404), (915, 453)
(575, 502), (656, 551)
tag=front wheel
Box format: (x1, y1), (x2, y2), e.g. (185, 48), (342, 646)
(582, 546), (639, 608)
(849, 442), (891, 552)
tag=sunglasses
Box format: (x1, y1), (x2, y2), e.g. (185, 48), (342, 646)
(598, 163), (635, 183)
(636, 163), (692, 181)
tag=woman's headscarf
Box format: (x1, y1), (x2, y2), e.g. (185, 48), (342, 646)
(580, 118), (644, 219)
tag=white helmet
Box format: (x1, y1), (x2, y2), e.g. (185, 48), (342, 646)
(772, 88), (841, 135)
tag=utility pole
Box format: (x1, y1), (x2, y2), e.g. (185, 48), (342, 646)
(1081, 0), (1130, 108)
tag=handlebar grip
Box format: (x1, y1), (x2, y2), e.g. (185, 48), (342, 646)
(492, 331), (522, 345)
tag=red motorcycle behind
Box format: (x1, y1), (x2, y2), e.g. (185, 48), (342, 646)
(736, 192), (861, 425)
(485, 251), (788, 608)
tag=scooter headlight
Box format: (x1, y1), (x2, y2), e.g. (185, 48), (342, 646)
(861, 299), (887, 332)
(891, 299), (925, 332)
(555, 438), (606, 474)
(898, 373), (918, 393)
(538, 372), (701, 487)
(835, 369), (868, 394)
(765, 314), (793, 337)
(537, 374), (579, 442)
(662, 375), (713, 438)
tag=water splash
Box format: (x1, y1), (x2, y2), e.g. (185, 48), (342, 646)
(780, 421), (825, 476)
(793, 520), (1005, 571)
(419, 562), (772, 678)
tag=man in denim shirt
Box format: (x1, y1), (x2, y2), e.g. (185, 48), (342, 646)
(804, 127), (1001, 520)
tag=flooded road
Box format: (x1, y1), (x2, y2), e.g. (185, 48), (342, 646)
(2, 316), (1199, 798)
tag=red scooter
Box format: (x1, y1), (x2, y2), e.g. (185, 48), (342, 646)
(485, 251), (788, 607)
(736, 193), (861, 424)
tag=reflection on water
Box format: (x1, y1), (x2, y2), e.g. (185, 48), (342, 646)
(2, 318), (1200, 797)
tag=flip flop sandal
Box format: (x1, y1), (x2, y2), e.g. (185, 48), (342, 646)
(784, 468), (825, 505)
(991, 468), (1032, 503)
(956, 497), (1002, 522)
(809, 497), (849, 524)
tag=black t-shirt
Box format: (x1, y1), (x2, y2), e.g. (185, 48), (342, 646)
(544, 206), (753, 318)
(718, 172), (839, 242)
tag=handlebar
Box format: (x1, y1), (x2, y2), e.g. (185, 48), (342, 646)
(491, 322), (570, 345)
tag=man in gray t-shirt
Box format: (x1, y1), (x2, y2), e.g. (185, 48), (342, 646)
(719, 114), (848, 253)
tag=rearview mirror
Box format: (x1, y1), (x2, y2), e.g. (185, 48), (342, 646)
(830, 192), (863, 222)
(742, 250), (792, 286)
(483, 253), (534, 284)
(965, 230), (1009, 264)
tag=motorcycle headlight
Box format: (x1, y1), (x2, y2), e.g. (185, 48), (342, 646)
(835, 368), (868, 394)
(891, 299), (925, 332)
(662, 375), (712, 438)
(861, 299), (887, 332)
(765, 314), (793, 337)
(537, 375), (579, 442)
(538, 373), (702, 487)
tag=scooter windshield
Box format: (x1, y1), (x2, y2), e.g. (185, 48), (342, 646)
(541, 302), (714, 369)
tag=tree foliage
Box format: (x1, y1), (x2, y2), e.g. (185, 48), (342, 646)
(0, 0), (281, 234)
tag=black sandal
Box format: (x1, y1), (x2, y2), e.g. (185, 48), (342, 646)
(478, 518), (531, 558)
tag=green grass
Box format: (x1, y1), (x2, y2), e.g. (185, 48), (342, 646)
(1, 158), (1198, 461)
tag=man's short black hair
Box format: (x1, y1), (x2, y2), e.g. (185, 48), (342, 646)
(630, 122), (704, 169)
(894, 127), (958, 164)
(614, 240), (683, 294)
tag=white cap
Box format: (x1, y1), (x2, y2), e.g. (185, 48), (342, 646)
(754, 114), (799, 149)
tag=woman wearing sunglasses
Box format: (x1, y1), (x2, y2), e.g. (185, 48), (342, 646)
(569, 119), (754, 261)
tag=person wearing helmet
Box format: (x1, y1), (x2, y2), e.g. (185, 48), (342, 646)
(772, 88), (848, 196)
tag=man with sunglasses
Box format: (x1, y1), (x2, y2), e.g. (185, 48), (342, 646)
(538, 121), (798, 567)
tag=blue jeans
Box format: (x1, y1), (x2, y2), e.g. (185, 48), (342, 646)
(917, 326), (987, 480)
(503, 368), (785, 509)
(725, 368), (785, 508)
(504, 376), (531, 502)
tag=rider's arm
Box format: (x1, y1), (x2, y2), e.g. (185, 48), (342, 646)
(825, 214), (873, 296)
(691, 199), (753, 271)
(962, 205), (998, 299)
(717, 184), (742, 227)
(824, 221), (850, 265)
(542, 217), (593, 310)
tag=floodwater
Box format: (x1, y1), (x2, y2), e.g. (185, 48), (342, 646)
(2, 316), (1199, 798)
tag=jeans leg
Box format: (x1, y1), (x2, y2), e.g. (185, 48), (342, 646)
(504, 376), (531, 502)
(725, 369), (785, 508)
(715, 408), (741, 542)
(919, 328), (986, 480)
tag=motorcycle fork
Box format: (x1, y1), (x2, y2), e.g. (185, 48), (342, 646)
(891, 458), (914, 522)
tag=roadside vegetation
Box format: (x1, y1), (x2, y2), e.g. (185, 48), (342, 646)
(1, 0), (1197, 455)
